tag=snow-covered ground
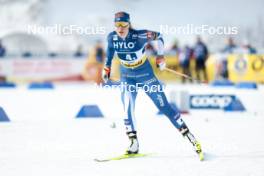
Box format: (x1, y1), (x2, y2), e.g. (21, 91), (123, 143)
(0, 84), (264, 176)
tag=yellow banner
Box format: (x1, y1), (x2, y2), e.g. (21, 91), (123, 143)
(228, 55), (264, 83)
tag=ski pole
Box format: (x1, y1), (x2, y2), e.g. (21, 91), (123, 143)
(164, 67), (207, 84)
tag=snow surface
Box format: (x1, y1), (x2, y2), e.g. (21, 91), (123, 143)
(0, 84), (264, 176)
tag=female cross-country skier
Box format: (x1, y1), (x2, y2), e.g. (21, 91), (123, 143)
(102, 12), (203, 160)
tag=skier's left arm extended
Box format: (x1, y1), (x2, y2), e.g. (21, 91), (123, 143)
(141, 30), (166, 70)
(154, 32), (166, 71)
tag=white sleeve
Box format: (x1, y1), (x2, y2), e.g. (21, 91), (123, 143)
(157, 38), (164, 56)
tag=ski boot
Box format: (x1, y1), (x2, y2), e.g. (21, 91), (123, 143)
(179, 126), (204, 161)
(126, 131), (139, 155)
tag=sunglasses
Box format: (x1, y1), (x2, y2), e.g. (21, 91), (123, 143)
(115, 22), (129, 28)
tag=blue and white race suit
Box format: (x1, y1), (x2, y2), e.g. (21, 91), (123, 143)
(105, 28), (186, 133)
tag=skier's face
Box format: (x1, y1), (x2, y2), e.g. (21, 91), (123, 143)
(115, 22), (129, 38)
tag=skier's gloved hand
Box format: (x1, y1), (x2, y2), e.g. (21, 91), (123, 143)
(102, 66), (111, 83)
(156, 56), (166, 71)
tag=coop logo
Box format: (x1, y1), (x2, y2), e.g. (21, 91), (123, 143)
(113, 42), (135, 49)
(190, 94), (241, 109)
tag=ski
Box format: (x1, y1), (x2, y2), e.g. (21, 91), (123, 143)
(198, 151), (205, 161)
(94, 153), (151, 162)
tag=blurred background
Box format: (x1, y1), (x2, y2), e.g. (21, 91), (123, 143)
(0, 0), (263, 84)
(1, 1), (264, 175)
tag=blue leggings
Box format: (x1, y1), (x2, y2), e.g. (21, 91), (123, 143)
(120, 60), (186, 133)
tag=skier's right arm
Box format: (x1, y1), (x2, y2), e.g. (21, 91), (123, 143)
(102, 34), (115, 83)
